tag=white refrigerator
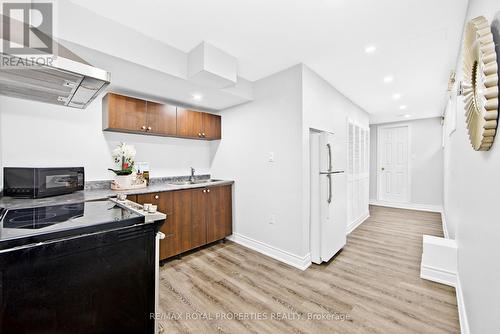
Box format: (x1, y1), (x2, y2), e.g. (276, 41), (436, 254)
(310, 131), (347, 264)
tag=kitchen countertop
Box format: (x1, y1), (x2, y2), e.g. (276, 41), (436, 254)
(0, 179), (234, 210)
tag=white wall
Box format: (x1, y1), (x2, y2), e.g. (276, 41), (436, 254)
(0, 94), (212, 186)
(443, 0), (500, 332)
(369, 117), (444, 208)
(0, 34), (229, 188)
(211, 65), (304, 257)
(301, 65), (369, 253)
(211, 64), (370, 264)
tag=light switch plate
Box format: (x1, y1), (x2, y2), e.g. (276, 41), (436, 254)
(268, 152), (275, 162)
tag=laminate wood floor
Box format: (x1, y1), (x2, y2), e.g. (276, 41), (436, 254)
(157, 205), (460, 334)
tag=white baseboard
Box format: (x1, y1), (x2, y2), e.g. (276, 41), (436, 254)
(227, 233), (312, 271)
(369, 200), (443, 213)
(421, 267), (470, 334)
(456, 275), (470, 334)
(347, 212), (370, 234)
(420, 264), (456, 287)
(440, 211), (449, 239)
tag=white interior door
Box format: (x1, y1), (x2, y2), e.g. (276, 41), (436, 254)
(378, 125), (409, 203)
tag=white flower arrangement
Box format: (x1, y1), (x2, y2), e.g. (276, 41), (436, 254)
(112, 142), (136, 164)
(109, 143), (137, 175)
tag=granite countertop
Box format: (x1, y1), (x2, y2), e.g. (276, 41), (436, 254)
(0, 176), (234, 210)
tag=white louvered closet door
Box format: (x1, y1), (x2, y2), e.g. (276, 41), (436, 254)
(347, 120), (370, 228)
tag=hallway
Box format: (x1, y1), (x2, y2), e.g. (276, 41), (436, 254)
(158, 205), (459, 334)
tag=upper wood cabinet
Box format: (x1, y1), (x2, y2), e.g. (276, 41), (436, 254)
(177, 108), (222, 140)
(146, 102), (177, 136)
(103, 93), (221, 141)
(103, 93), (176, 136)
(103, 93), (147, 132)
(176, 108), (204, 139)
(203, 113), (222, 140)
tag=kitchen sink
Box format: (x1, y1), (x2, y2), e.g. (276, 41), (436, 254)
(168, 179), (221, 186)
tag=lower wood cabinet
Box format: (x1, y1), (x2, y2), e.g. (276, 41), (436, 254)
(206, 185), (232, 243)
(136, 192), (179, 260)
(135, 184), (232, 261)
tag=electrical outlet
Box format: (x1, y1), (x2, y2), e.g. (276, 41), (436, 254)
(268, 152), (275, 162)
(270, 214), (276, 225)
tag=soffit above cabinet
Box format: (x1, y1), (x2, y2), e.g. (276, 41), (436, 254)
(59, 40), (252, 111)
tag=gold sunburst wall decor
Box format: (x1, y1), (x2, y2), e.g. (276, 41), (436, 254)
(462, 16), (499, 151)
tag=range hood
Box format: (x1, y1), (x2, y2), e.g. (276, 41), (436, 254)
(0, 50), (110, 109)
(0, 16), (110, 109)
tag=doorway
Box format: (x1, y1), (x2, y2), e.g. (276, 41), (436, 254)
(377, 124), (410, 203)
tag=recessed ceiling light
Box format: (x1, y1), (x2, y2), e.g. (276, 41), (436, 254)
(399, 105), (407, 110)
(192, 93), (203, 101)
(365, 45), (376, 53)
(392, 93), (401, 100)
(383, 75), (394, 83)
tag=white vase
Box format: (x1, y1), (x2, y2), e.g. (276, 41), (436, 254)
(114, 175), (133, 189)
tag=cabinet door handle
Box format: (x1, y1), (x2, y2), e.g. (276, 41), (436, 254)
(202, 133), (206, 137)
(154, 195), (159, 199)
(202, 189), (207, 193)
(147, 126), (152, 131)
(141, 125), (146, 130)
(207, 188), (210, 193)
(198, 132), (202, 137)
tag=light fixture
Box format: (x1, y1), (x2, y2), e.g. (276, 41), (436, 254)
(364, 45), (376, 53)
(403, 114), (411, 118)
(192, 93), (203, 101)
(392, 93), (401, 100)
(399, 105), (407, 110)
(383, 75), (394, 83)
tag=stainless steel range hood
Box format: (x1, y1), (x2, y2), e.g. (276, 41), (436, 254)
(0, 52), (111, 109)
(0, 15), (110, 109)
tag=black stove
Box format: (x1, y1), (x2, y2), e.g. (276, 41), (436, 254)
(0, 199), (163, 334)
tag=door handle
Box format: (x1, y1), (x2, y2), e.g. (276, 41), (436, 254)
(327, 174), (332, 204)
(326, 143), (332, 172)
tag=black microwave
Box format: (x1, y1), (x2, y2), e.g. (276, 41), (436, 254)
(3, 167), (85, 198)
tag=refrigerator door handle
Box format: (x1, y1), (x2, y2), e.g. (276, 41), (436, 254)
(327, 174), (332, 204)
(326, 143), (332, 172)
(320, 171), (345, 175)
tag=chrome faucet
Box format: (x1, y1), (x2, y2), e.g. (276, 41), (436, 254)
(189, 167), (195, 182)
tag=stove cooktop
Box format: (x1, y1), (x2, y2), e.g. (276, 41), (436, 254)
(2, 203), (85, 229)
(0, 200), (145, 250)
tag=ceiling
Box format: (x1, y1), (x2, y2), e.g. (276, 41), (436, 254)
(71, 0), (469, 122)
